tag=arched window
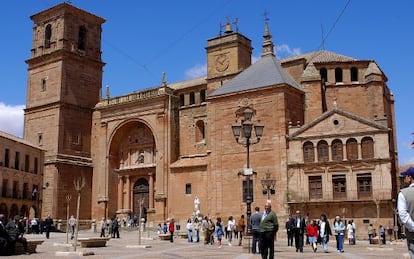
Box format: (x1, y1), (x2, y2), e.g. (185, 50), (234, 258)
(45, 24), (52, 48)
(78, 26), (87, 51)
(361, 137), (374, 159)
(303, 141), (314, 163)
(317, 140), (329, 162)
(195, 120), (205, 142)
(351, 67), (358, 82)
(331, 139), (343, 161)
(320, 68), (328, 83)
(346, 138), (358, 160)
(335, 68), (343, 83)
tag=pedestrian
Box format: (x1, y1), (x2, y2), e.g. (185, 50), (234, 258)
(347, 220), (355, 245)
(259, 201), (279, 259)
(44, 215), (53, 239)
(250, 207), (262, 254)
(368, 224), (374, 244)
(215, 217), (224, 248)
(397, 177), (414, 248)
(5, 215), (29, 254)
(351, 219), (356, 244)
(306, 219), (319, 252)
(227, 216), (235, 246)
(237, 215), (245, 246)
(201, 216), (210, 244)
(163, 222), (168, 234)
(379, 225), (386, 245)
(100, 217), (107, 237)
(193, 218), (201, 242)
(112, 217), (120, 238)
(208, 218), (215, 245)
(0, 214), (12, 256)
(285, 215), (294, 247)
(69, 215), (76, 240)
(168, 218), (175, 243)
(107, 217), (113, 237)
(333, 215), (345, 253)
(186, 218), (193, 243)
(319, 214), (332, 253)
(30, 218), (39, 234)
(157, 223), (162, 235)
(293, 210), (305, 253)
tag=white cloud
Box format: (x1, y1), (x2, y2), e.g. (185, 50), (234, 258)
(276, 44), (302, 58)
(185, 63), (207, 79)
(0, 102), (25, 137)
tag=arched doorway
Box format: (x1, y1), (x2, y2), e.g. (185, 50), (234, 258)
(133, 178), (149, 222)
(0, 203), (8, 220)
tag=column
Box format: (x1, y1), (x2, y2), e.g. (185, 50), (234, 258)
(125, 175), (130, 210)
(118, 176), (123, 210)
(342, 143), (347, 160)
(148, 172), (154, 208)
(313, 146), (317, 162)
(357, 142), (362, 159)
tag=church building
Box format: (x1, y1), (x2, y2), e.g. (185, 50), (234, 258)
(21, 3), (398, 232)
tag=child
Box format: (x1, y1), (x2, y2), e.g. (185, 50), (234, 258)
(215, 217), (224, 248)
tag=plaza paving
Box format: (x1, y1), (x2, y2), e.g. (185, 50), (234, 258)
(18, 229), (409, 258)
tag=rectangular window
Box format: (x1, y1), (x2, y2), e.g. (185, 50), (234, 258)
(309, 176), (322, 200)
(2, 179), (7, 197)
(242, 179), (254, 203)
(41, 78), (47, 91)
(357, 173), (372, 199)
(15, 151), (20, 170)
(34, 157), (39, 174)
(185, 183), (191, 194)
(332, 174), (346, 200)
(4, 149), (9, 168)
(25, 154), (30, 172)
(189, 92), (195, 105)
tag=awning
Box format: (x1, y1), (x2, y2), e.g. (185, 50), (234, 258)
(170, 157), (208, 168)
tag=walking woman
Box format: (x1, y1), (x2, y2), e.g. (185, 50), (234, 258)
(306, 219), (319, 252)
(319, 214), (332, 253)
(333, 215), (345, 253)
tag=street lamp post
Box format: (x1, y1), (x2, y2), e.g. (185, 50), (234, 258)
(261, 173), (276, 200)
(232, 107), (264, 251)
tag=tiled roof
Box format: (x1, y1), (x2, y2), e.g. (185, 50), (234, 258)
(281, 50), (356, 64)
(209, 55), (303, 97)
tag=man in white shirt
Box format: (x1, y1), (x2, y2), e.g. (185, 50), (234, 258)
(398, 167), (414, 258)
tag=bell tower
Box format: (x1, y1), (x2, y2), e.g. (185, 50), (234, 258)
(24, 3), (105, 218)
(206, 19), (253, 93)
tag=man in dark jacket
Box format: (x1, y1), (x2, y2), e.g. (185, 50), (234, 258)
(5, 215), (29, 254)
(259, 201), (279, 259)
(293, 210), (306, 253)
(0, 214), (12, 255)
(285, 216), (294, 247)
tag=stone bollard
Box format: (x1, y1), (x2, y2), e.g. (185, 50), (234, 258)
(57, 219), (62, 231)
(91, 219), (96, 233)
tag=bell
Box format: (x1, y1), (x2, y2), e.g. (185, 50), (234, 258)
(224, 22), (233, 34)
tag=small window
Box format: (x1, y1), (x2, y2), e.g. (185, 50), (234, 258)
(200, 90), (206, 103)
(189, 92), (195, 105)
(317, 140), (329, 162)
(45, 24), (52, 49)
(361, 137), (374, 159)
(357, 173), (372, 199)
(78, 26), (87, 51)
(346, 138), (358, 160)
(4, 149), (10, 168)
(351, 67), (358, 82)
(41, 78), (47, 92)
(303, 141), (314, 163)
(331, 139), (343, 161)
(15, 152), (20, 170)
(34, 157), (39, 174)
(38, 133), (43, 146)
(332, 174), (346, 200)
(195, 120), (205, 142)
(309, 175), (322, 200)
(185, 183), (192, 194)
(179, 94), (184, 106)
(335, 68), (343, 83)
(320, 68), (328, 83)
(25, 154), (30, 172)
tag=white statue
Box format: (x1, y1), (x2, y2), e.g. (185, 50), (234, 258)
(194, 196), (200, 212)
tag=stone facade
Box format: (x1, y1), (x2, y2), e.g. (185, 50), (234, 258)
(0, 131), (44, 220)
(20, 3), (398, 237)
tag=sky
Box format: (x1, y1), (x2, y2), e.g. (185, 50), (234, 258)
(0, 0), (413, 165)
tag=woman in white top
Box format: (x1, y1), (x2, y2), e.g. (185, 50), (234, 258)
(227, 216), (235, 246)
(346, 221), (355, 245)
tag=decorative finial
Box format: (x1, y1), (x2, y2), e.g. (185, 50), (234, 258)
(162, 72), (167, 86)
(261, 10), (275, 57)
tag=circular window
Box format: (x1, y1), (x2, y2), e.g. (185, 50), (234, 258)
(333, 119), (339, 126)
